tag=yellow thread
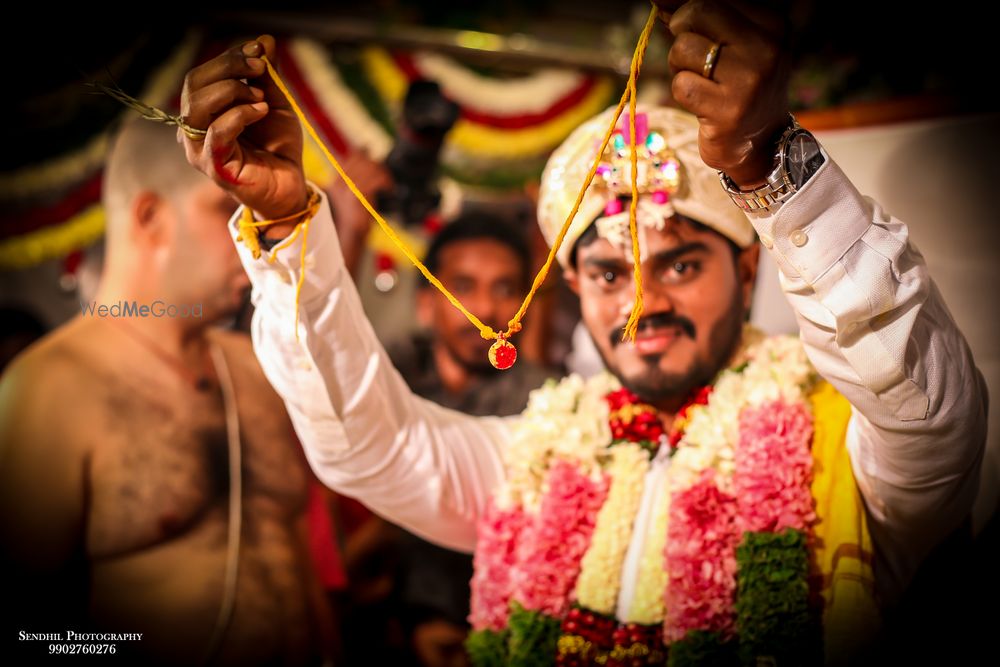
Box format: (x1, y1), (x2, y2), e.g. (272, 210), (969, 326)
(507, 5), (657, 341)
(622, 7), (657, 342)
(236, 186), (320, 257)
(260, 54), (497, 340)
(238, 190), (321, 342)
(238, 206), (262, 259)
(253, 2), (657, 345)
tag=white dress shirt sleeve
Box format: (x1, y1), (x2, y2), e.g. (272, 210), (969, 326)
(228, 190), (510, 552)
(747, 153), (989, 599)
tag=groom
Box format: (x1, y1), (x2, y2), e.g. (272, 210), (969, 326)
(177, 2), (987, 663)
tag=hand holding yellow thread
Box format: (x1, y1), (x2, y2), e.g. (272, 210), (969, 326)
(179, 36), (310, 227)
(179, 5), (660, 367)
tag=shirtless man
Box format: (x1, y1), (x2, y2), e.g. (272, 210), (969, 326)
(0, 121), (334, 665)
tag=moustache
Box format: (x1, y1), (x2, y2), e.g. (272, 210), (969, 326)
(609, 311), (696, 348)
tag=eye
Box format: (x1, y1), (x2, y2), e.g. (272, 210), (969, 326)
(659, 260), (701, 284)
(585, 264), (627, 290)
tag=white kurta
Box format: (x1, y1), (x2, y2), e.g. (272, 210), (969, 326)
(229, 153), (987, 605)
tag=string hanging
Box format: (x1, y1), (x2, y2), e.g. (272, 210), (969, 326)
(105, 3), (661, 366)
(253, 3), (659, 364)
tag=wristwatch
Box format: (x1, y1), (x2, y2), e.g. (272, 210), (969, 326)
(719, 116), (825, 213)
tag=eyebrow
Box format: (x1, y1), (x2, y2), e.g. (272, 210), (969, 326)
(647, 242), (709, 264)
(582, 242), (709, 270)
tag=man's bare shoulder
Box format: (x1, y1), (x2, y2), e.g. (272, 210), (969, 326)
(3, 318), (90, 393)
(0, 317), (113, 449)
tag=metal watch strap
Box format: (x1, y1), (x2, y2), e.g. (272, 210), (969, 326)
(718, 115), (799, 212)
(719, 165), (793, 212)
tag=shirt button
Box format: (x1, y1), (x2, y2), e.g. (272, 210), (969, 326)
(790, 229), (808, 247)
(297, 359), (313, 371)
(759, 233), (774, 249)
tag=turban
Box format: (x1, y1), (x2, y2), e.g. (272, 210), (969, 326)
(537, 105), (755, 267)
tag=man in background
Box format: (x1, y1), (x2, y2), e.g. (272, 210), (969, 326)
(390, 212), (555, 416)
(0, 121), (335, 665)
(340, 212), (555, 667)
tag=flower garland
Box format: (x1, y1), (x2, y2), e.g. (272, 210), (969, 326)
(573, 442), (650, 615)
(509, 461), (609, 620)
(409, 51), (587, 115)
(499, 373), (617, 512)
(289, 39), (393, 161)
(470, 503), (530, 632)
(734, 401), (816, 535)
(0, 203), (104, 270)
(663, 469), (740, 642)
(468, 330), (827, 666)
(360, 47), (616, 161)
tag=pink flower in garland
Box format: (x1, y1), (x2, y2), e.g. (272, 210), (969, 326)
(664, 469), (740, 642)
(469, 501), (529, 631)
(734, 400), (816, 534)
(509, 460), (610, 618)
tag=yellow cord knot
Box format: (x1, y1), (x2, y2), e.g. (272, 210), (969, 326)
(237, 186), (323, 341)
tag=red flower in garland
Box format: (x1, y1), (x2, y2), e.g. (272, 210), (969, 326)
(604, 388), (667, 444)
(557, 605), (666, 667)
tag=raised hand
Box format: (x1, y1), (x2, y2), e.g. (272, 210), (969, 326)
(654, 1), (791, 189)
(179, 36), (309, 223)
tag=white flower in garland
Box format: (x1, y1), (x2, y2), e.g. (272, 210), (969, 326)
(501, 373), (618, 511)
(672, 369), (741, 493)
(574, 442), (650, 615)
(412, 51), (585, 115)
(742, 334), (816, 406)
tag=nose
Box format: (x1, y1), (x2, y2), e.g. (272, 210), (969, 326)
(617, 266), (675, 323)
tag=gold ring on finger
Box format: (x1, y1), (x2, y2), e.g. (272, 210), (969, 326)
(703, 42), (722, 81)
(178, 119), (207, 141)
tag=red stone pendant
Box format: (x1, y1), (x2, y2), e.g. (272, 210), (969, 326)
(488, 339), (517, 370)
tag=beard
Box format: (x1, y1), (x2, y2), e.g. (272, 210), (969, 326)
(598, 287), (745, 406)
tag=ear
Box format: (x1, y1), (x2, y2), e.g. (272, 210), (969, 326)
(129, 190), (169, 248)
(563, 266), (581, 296)
(737, 243), (761, 310)
(415, 288), (434, 329)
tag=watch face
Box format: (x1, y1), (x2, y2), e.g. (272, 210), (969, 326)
(784, 129), (824, 189)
